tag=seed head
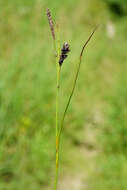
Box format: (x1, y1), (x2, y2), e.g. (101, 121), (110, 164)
(46, 8), (55, 40)
(59, 42), (70, 66)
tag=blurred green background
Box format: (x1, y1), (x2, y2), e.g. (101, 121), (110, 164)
(0, 0), (127, 189)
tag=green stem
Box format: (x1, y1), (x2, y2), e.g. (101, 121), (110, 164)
(54, 25), (61, 190)
(54, 65), (61, 190)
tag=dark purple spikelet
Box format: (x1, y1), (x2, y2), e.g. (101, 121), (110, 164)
(59, 42), (70, 66)
(46, 8), (55, 40)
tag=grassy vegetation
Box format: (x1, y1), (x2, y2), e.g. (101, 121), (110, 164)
(0, 0), (127, 189)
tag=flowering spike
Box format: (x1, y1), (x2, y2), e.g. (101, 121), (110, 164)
(59, 42), (70, 66)
(46, 8), (55, 40)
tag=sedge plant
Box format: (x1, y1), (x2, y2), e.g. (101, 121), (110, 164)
(46, 8), (98, 190)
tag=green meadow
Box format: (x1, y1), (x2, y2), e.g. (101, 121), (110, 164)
(0, 0), (127, 189)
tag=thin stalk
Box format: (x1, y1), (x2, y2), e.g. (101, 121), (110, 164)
(54, 65), (60, 190)
(46, 8), (61, 190)
(54, 24), (61, 190)
(58, 26), (98, 144)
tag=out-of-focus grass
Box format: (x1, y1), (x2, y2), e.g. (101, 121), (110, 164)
(0, 0), (127, 189)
